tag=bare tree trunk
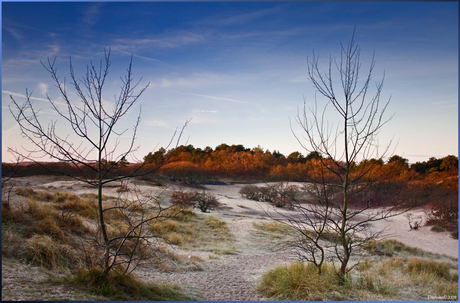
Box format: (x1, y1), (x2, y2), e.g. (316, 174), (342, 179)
(8, 49), (188, 276)
(286, 29), (409, 284)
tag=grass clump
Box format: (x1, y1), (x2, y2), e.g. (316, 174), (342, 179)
(2, 189), (97, 271)
(406, 258), (456, 281)
(364, 239), (425, 257)
(25, 234), (78, 270)
(70, 268), (194, 301)
(149, 207), (236, 254)
(253, 220), (293, 234)
(258, 261), (343, 301)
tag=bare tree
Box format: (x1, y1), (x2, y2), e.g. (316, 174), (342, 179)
(279, 31), (410, 281)
(9, 49), (188, 275)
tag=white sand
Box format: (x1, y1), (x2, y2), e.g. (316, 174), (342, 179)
(205, 183), (458, 259)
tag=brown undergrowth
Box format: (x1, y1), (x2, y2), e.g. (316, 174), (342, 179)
(2, 185), (235, 300)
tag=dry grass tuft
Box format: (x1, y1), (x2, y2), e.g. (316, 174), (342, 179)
(253, 220), (293, 234)
(258, 261), (343, 300)
(25, 234), (79, 270)
(364, 238), (425, 257)
(69, 267), (194, 300)
(260, 255), (459, 301)
(406, 258), (455, 281)
(156, 246), (205, 272)
(148, 207), (236, 253)
(2, 189), (95, 271)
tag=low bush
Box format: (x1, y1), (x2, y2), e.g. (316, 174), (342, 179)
(194, 192), (221, 212)
(171, 189), (221, 213)
(426, 197), (458, 239)
(238, 185), (261, 201)
(239, 182), (299, 208)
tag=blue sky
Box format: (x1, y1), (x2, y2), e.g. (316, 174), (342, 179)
(2, 2), (458, 164)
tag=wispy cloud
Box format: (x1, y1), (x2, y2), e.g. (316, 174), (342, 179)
(3, 24), (22, 40)
(144, 119), (180, 131)
(198, 5), (284, 26)
(131, 53), (164, 63)
(167, 90), (259, 105)
(82, 3), (104, 25)
(112, 32), (207, 53)
(38, 83), (48, 95)
(192, 109), (219, 113)
(2, 20), (59, 39)
(149, 73), (227, 89)
(3, 90), (67, 108)
(3, 90), (49, 103)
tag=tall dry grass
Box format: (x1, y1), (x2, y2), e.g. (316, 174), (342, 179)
(149, 206), (236, 254)
(258, 261), (344, 300)
(259, 255), (459, 301)
(68, 267), (195, 300)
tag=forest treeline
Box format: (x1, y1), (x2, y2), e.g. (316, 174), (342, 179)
(2, 143), (458, 237)
(2, 143), (458, 182)
(142, 144), (459, 182)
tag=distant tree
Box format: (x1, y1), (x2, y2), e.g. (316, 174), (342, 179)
(305, 151), (322, 161)
(143, 147), (167, 166)
(387, 155), (409, 168)
(287, 151), (305, 164)
(411, 161), (428, 174)
(426, 157), (443, 173)
(204, 146), (214, 154)
(272, 150), (285, 159)
(215, 143), (230, 151)
(440, 155), (458, 172)
(118, 156), (129, 168)
(229, 144), (250, 153)
(252, 145), (264, 154)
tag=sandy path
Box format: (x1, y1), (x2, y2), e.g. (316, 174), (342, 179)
(138, 218), (295, 301)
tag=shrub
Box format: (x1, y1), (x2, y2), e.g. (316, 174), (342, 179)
(426, 198), (458, 239)
(170, 189), (221, 213)
(239, 183), (299, 208)
(194, 191), (221, 213)
(170, 189), (197, 208)
(116, 184), (130, 193)
(239, 185), (263, 201)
